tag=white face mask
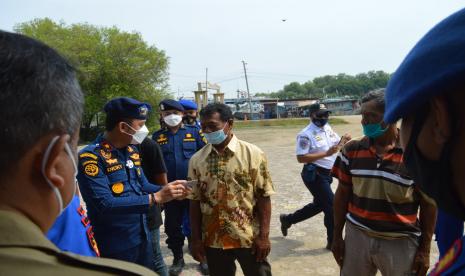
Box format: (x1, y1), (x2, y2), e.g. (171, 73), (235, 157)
(41, 136), (77, 217)
(163, 114), (183, 127)
(123, 123), (149, 144)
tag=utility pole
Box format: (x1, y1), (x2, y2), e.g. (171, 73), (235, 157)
(242, 60), (252, 115)
(205, 67), (208, 103)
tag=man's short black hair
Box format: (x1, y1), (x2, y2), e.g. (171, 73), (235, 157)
(199, 103), (233, 122)
(0, 30), (83, 177)
(361, 88), (385, 112)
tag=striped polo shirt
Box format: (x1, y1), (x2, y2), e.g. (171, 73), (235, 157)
(331, 136), (421, 239)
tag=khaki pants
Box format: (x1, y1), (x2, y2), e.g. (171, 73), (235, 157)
(342, 222), (418, 276)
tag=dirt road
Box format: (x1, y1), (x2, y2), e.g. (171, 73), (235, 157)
(160, 115), (439, 275)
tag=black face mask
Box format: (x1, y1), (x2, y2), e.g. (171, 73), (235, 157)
(313, 118), (328, 127)
(403, 107), (465, 220)
(183, 115), (197, 125)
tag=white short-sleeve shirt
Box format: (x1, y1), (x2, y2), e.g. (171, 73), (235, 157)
(295, 122), (340, 169)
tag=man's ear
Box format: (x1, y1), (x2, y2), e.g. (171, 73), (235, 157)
(42, 135), (69, 189)
(430, 97), (451, 144)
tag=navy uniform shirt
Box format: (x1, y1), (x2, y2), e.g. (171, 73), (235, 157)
(77, 135), (161, 256)
(152, 125), (206, 181)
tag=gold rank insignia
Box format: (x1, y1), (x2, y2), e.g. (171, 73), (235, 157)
(130, 153), (140, 160)
(111, 182), (124, 194)
(105, 158), (118, 165)
(159, 134), (166, 139)
(79, 152), (98, 160)
(102, 142), (111, 150)
(134, 161), (141, 166)
(127, 146), (134, 153)
(82, 160), (98, 166)
(84, 164), (99, 177)
(186, 133), (192, 138)
(100, 149), (112, 159)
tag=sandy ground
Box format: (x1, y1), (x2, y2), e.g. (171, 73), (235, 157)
(159, 115), (440, 276)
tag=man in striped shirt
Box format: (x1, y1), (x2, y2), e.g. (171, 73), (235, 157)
(331, 89), (437, 276)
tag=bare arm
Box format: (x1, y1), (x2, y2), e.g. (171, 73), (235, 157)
(411, 191), (437, 275)
(331, 183), (352, 267)
(253, 196), (271, 261)
(190, 199), (206, 262)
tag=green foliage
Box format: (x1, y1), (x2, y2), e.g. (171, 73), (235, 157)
(15, 18), (170, 140)
(256, 71), (391, 100)
(234, 117), (348, 129)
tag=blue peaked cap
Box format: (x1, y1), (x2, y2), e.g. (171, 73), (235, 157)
(385, 8), (465, 123)
(178, 99), (198, 111)
(104, 97), (151, 120)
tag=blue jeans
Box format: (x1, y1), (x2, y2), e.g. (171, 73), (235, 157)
(286, 164), (334, 243)
(151, 228), (168, 276)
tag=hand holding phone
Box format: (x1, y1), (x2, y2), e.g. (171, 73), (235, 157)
(184, 180), (198, 189)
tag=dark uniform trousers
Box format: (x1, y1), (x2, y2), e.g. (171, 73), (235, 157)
(164, 199), (190, 257)
(286, 163), (334, 243)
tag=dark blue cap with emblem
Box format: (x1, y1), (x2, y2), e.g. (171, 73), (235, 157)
(103, 97), (152, 120)
(159, 99), (184, 112)
(178, 99), (198, 111)
(385, 8), (465, 123)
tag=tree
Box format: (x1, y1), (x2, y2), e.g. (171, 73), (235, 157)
(15, 18), (170, 140)
(261, 70), (391, 100)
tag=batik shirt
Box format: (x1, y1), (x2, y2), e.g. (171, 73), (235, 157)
(188, 135), (275, 249)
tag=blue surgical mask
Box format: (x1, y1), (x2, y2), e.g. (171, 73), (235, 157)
(204, 123), (229, 145)
(362, 123), (388, 138)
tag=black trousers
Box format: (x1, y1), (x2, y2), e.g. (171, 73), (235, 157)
(285, 163), (334, 243)
(164, 199), (189, 258)
(205, 247), (272, 276)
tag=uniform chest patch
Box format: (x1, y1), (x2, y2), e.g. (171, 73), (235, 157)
(315, 136), (323, 141)
(111, 182), (124, 194)
(107, 164), (123, 173)
(126, 160), (134, 169)
(84, 164), (99, 177)
(130, 153), (140, 160)
(100, 149), (112, 159)
(105, 158), (118, 165)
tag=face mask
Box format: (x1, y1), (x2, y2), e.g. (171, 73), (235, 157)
(403, 109), (465, 220)
(204, 123), (229, 145)
(124, 123), (149, 144)
(183, 115), (197, 125)
(164, 114), (183, 127)
(41, 136), (77, 217)
(363, 123), (388, 138)
(313, 118), (328, 127)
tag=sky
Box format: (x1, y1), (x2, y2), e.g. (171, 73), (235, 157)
(1, 0), (464, 99)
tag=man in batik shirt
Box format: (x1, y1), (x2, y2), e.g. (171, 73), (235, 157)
(188, 103), (274, 276)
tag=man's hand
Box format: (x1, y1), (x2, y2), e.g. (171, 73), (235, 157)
(191, 239), (206, 263)
(411, 247), (430, 276)
(252, 235), (271, 262)
(154, 180), (190, 204)
(331, 237), (345, 267)
(326, 145), (339, 156)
